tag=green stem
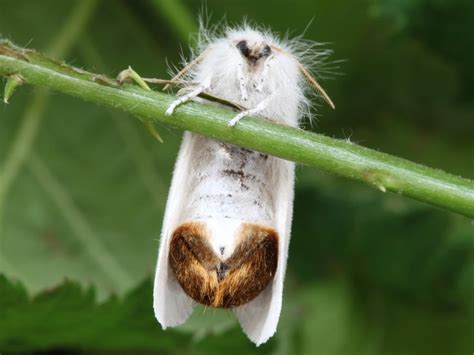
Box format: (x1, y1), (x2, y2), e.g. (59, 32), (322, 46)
(0, 40), (473, 218)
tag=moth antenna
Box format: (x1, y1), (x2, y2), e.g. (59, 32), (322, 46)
(269, 44), (335, 109)
(164, 48), (210, 90)
(297, 62), (335, 109)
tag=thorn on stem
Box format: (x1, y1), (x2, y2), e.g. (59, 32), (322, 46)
(144, 120), (164, 143)
(117, 66), (151, 91)
(3, 74), (24, 104)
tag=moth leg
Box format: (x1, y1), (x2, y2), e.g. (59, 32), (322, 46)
(256, 55), (274, 93)
(165, 76), (212, 116)
(237, 62), (248, 101)
(228, 95), (273, 127)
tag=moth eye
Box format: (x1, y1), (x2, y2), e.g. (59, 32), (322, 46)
(236, 40), (250, 57)
(262, 45), (272, 56)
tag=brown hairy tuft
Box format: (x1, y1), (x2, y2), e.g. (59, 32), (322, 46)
(169, 221), (278, 308)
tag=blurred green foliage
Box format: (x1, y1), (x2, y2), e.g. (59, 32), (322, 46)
(0, 0), (472, 354)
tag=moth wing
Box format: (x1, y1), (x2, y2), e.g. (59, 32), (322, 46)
(234, 159), (295, 345)
(153, 132), (198, 327)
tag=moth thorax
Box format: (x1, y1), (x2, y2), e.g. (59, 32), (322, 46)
(169, 221), (278, 308)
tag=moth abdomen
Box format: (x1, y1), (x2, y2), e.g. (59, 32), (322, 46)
(169, 221), (278, 308)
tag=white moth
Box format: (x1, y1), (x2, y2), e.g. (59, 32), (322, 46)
(153, 24), (334, 346)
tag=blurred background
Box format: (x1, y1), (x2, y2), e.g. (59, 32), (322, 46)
(0, 0), (473, 354)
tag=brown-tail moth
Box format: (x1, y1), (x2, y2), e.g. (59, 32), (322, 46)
(153, 23), (334, 345)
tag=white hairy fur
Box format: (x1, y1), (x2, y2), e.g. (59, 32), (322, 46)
(154, 23), (331, 346)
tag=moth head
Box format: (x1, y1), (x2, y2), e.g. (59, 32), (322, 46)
(235, 39), (272, 65)
(169, 221), (278, 308)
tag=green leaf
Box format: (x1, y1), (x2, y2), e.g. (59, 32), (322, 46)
(0, 275), (181, 351)
(0, 274), (270, 353)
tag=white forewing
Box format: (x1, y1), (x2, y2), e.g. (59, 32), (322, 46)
(234, 159), (295, 345)
(153, 132), (197, 327)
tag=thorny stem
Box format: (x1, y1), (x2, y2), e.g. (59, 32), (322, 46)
(0, 39), (473, 218)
